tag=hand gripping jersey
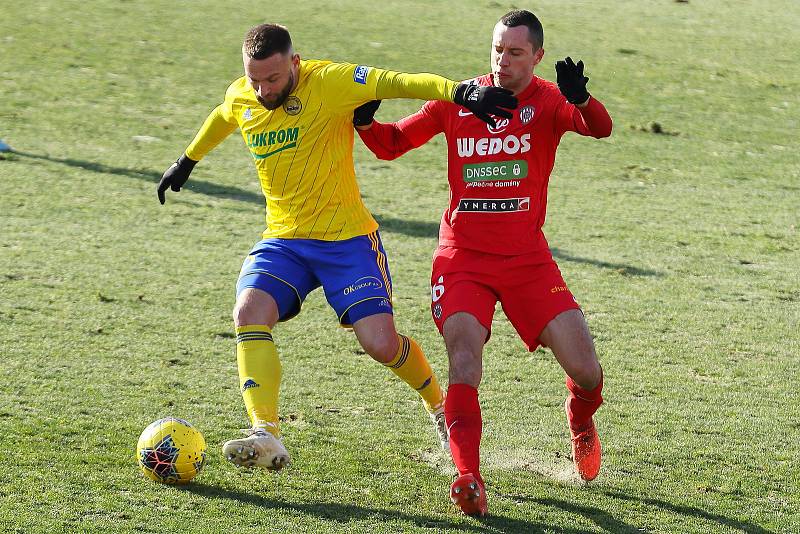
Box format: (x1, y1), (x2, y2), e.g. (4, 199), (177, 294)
(358, 74), (612, 256)
(183, 60), (458, 241)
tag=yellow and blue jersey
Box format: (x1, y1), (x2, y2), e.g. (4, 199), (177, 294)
(185, 60), (458, 241)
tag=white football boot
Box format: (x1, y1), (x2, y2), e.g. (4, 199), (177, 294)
(429, 406), (451, 454)
(222, 428), (290, 471)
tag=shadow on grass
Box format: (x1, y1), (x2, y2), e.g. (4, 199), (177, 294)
(497, 493), (774, 534)
(550, 247), (661, 277)
(598, 491), (774, 534)
(533, 498), (642, 533)
(13, 151), (434, 238)
(12, 150), (660, 275)
(11, 150), (262, 204)
(182, 482), (590, 533)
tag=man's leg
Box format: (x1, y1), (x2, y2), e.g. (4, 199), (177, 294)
(499, 256), (604, 481)
(320, 232), (446, 447)
(429, 256), (497, 517)
(539, 309), (602, 390)
(222, 286), (291, 470)
(442, 312), (489, 517)
(232, 287), (281, 434)
(222, 239), (313, 471)
(539, 309), (604, 480)
(352, 312), (447, 448)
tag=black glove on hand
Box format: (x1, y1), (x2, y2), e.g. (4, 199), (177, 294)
(353, 100), (382, 127)
(453, 83), (517, 127)
(555, 57), (590, 105)
(157, 154), (197, 205)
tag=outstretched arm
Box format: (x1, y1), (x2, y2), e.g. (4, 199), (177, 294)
(355, 101), (443, 161)
(323, 62), (517, 128)
(375, 70), (517, 128)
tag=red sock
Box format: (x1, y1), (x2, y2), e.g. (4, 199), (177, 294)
(566, 374), (603, 432)
(445, 383), (483, 483)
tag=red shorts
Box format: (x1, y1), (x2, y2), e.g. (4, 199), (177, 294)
(430, 246), (580, 351)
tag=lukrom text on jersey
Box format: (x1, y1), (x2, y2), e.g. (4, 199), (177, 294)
(246, 127), (300, 148)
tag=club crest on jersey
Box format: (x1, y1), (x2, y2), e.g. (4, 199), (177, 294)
(283, 96), (302, 115)
(519, 105), (535, 124)
(353, 65), (370, 84)
(243, 108), (252, 120)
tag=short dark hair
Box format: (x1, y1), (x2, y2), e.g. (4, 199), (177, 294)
(243, 24), (292, 59)
(499, 10), (544, 50)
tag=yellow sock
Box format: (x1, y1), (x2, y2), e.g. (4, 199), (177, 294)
(235, 325), (281, 437)
(385, 334), (444, 413)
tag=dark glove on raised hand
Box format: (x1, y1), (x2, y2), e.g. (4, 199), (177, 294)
(353, 100), (382, 127)
(157, 154), (197, 205)
(453, 83), (517, 128)
(555, 57), (590, 105)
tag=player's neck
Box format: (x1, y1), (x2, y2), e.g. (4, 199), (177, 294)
(291, 62), (302, 93)
(512, 75), (536, 97)
(495, 73), (535, 97)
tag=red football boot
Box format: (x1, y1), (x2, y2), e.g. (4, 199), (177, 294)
(565, 399), (601, 481)
(450, 473), (487, 517)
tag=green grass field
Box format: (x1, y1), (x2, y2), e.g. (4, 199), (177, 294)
(1, 1), (798, 532)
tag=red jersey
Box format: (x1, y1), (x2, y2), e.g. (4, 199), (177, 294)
(358, 74), (612, 256)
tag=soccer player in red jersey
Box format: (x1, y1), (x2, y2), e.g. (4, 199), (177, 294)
(353, 10), (612, 516)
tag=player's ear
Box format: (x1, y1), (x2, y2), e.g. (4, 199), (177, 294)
(291, 53), (301, 68)
(532, 47), (545, 67)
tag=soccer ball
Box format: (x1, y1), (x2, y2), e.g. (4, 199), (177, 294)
(136, 417), (207, 484)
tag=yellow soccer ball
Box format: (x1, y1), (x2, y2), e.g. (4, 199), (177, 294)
(136, 417), (207, 484)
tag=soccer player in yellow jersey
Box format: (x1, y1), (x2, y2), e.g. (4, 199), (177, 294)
(156, 23), (517, 471)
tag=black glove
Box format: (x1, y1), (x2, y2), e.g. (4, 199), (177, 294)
(555, 57), (590, 105)
(157, 154), (197, 205)
(453, 83), (517, 128)
(353, 100), (381, 127)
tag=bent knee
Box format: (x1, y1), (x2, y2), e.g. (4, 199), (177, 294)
(232, 291), (279, 327)
(232, 302), (258, 327)
(570, 362), (603, 390)
(448, 348), (482, 387)
(361, 333), (399, 364)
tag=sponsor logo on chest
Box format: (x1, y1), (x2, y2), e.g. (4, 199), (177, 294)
(456, 134), (531, 157)
(458, 197), (530, 213)
(246, 127), (300, 160)
(463, 160), (528, 182)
